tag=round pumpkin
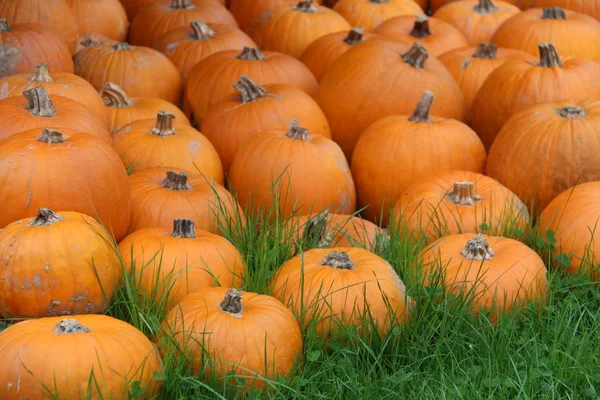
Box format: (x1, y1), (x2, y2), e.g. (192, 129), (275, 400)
(431, 0), (531, 12)
(129, 168), (243, 234)
(66, 0), (129, 41)
(73, 31), (118, 53)
(158, 287), (302, 391)
(333, 0), (424, 31)
(0, 315), (162, 399)
(530, 0), (600, 21)
(351, 90), (486, 224)
(270, 248), (413, 338)
(419, 234), (548, 322)
(229, 0), (303, 31)
(202, 76), (331, 172)
(119, 0), (155, 21)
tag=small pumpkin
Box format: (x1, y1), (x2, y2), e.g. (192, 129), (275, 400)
(66, 0), (129, 41)
(333, 0), (424, 31)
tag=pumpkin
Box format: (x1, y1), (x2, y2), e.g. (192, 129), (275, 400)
(486, 100), (600, 212)
(74, 31), (118, 53)
(470, 42), (600, 150)
(129, 168), (243, 234)
(247, 1), (351, 59)
(202, 76), (331, 172)
(419, 234), (548, 322)
(185, 46), (318, 126)
(0, 86), (110, 144)
(101, 82), (190, 133)
(333, 0), (424, 31)
(229, 120), (356, 220)
(491, 7), (600, 59)
(373, 14), (468, 56)
(128, 0), (238, 47)
(66, 0), (129, 41)
(300, 27), (381, 81)
(530, 0), (600, 22)
(0, 315), (162, 399)
(0, 128), (131, 241)
(315, 39), (466, 161)
(152, 20), (257, 83)
(158, 287), (302, 391)
(539, 181), (600, 277)
(270, 248), (412, 338)
(433, 0), (520, 45)
(120, 0), (155, 21)
(0, 63), (107, 123)
(392, 170), (529, 240)
(431, 0), (531, 13)
(74, 42), (182, 105)
(0, 0), (79, 53)
(119, 218), (244, 308)
(0, 208), (120, 318)
(229, 0), (301, 32)
(0, 19), (74, 77)
(351, 90), (485, 224)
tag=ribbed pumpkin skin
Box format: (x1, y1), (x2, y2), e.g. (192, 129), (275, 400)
(333, 0), (424, 31)
(0, 315), (163, 399)
(531, 0), (600, 21)
(66, 0), (129, 41)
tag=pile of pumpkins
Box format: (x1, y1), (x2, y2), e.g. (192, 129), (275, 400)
(0, 0), (599, 397)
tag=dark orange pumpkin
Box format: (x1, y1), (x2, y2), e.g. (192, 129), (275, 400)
(229, 0), (299, 31)
(66, 0), (129, 41)
(119, 0), (155, 21)
(333, 0), (424, 31)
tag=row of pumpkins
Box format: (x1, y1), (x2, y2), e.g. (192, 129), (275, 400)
(1, 0), (600, 398)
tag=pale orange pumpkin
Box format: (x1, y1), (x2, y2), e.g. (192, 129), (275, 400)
(66, 0), (129, 41)
(333, 0), (424, 31)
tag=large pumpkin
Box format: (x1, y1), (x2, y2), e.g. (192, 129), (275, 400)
(66, 0), (129, 41)
(530, 0), (600, 21)
(333, 0), (424, 31)
(0, 128), (132, 241)
(486, 100), (600, 212)
(0, 315), (162, 399)
(351, 90), (485, 224)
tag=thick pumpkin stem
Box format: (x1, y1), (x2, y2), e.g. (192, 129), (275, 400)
(344, 27), (365, 45)
(171, 218), (197, 238)
(162, 171), (191, 191)
(286, 119), (310, 141)
(190, 20), (214, 40)
(401, 42), (428, 69)
(461, 234), (495, 261)
(53, 319), (91, 334)
(473, 43), (497, 59)
(234, 75), (267, 103)
(23, 86), (56, 117)
(29, 208), (63, 226)
(302, 210), (331, 247)
(410, 15), (431, 39)
(321, 250), (355, 270)
(542, 6), (566, 19)
(447, 182), (482, 206)
(37, 128), (65, 144)
(408, 90), (434, 122)
(558, 105), (587, 119)
(237, 47), (266, 61)
(538, 42), (562, 67)
(294, 0), (318, 12)
(100, 82), (133, 107)
(0, 19), (11, 32)
(170, 0), (193, 9)
(113, 42), (132, 51)
(473, 0), (498, 14)
(30, 63), (53, 83)
(220, 288), (243, 314)
(151, 110), (177, 137)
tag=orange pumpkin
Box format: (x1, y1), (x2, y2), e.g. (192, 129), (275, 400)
(129, 168), (243, 234)
(229, 0), (300, 31)
(351, 90), (486, 224)
(486, 100), (600, 212)
(119, 0), (155, 21)
(0, 315), (162, 399)
(0, 129), (131, 241)
(419, 234), (548, 322)
(229, 121), (356, 220)
(270, 248), (413, 338)
(248, 1), (351, 59)
(530, 0), (600, 21)
(433, 0), (520, 45)
(101, 82), (190, 133)
(73, 31), (118, 53)
(202, 76), (331, 172)
(491, 7), (600, 59)
(431, 0), (531, 13)
(66, 0), (129, 41)
(0, 20), (74, 77)
(470, 42), (600, 150)
(393, 170), (528, 240)
(316, 39), (465, 161)
(333, 0), (424, 31)
(74, 42), (182, 105)
(158, 287), (302, 391)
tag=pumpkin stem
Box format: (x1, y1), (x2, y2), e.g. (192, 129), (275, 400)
(37, 128), (65, 144)
(344, 27), (365, 45)
(23, 86), (56, 117)
(234, 75), (267, 103)
(401, 42), (428, 69)
(301, 210), (331, 247)
(538, 42), (562, 68)
(53, 319), (91, 334)
(294, 0), (318, 12)
(410, 15), (431, 39)
(473, 0), (498, 14)
(162, 171), (191, 191)
(557, 105), (587, 119)
(220, 288), (243, 314)
(151, 110), (177, 137)
(408, 90), (434, 122)
(237, 47), (266, 61)
(113, 42), (132, 51)
(79, 38), (100, 49)
(30, 63), (53, 83)
(100, 82), (133, 107)
(369, 0), (390, 3)
(472, 43), (497, 59)
(171, 218), (197, 238)
(285, 119), (310, 141)
(446, 182), (482, 205)
(170, 0), (193, 9)
(190, 20), (214, 40)
(0, 18), (11, 32)
(321, 250), (355, 270)
(461, 234), (495, 261)
(542, 6), (566, 19)
(29, 207), (64, 226)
